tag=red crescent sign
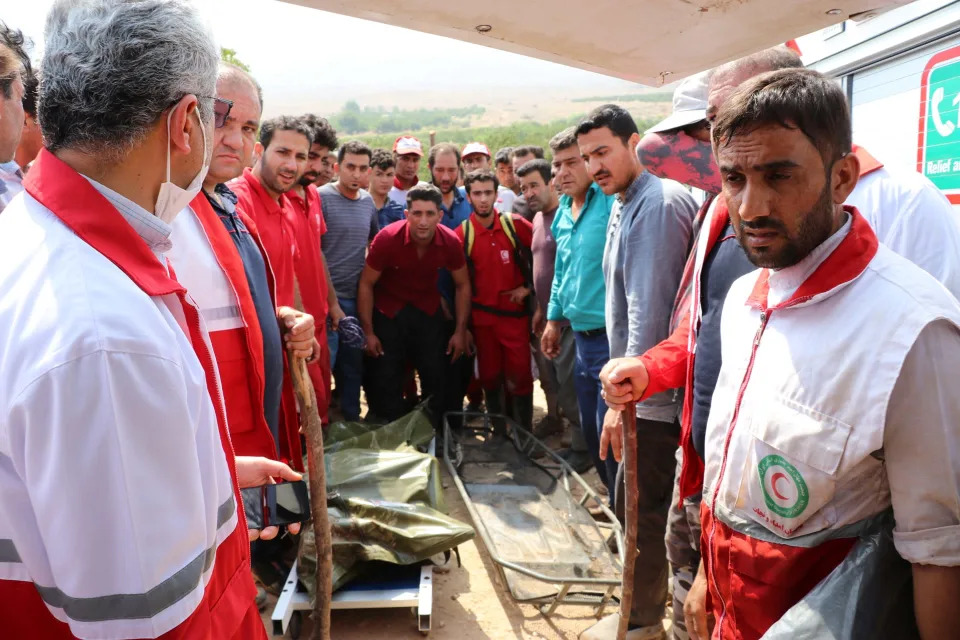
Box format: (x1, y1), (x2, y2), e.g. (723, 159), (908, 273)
(771, 472), (790, 501)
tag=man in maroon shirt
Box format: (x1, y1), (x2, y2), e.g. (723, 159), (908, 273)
(358, 183), (472, 425)
(456, 169), (535, 431)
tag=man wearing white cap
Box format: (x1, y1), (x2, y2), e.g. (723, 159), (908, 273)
(388, 134), (427, 206)
(463, 141), (517, 213)
(638, 71), (720, 198)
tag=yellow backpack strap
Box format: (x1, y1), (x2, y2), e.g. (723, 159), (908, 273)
(499, 214), (518, 249)
(461, 219), (474, 256)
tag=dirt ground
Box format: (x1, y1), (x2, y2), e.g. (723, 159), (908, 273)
(260, 386), (674, 639)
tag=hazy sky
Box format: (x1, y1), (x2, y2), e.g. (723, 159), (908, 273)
(5, 0), (642, 114)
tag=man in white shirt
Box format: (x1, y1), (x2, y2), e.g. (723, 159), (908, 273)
(0, 1), (294, 637)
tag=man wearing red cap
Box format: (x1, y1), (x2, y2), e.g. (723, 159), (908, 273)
(388, 134), (426, 207)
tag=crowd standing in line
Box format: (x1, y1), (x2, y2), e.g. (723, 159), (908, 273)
(0, 2), (958, 639)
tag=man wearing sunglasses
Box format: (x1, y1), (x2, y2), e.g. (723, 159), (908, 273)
(169, 63), (317, 473)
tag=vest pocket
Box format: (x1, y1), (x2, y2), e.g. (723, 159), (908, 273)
(735, 397), (852, 537)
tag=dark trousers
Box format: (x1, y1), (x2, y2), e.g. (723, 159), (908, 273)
(573, 330), (617, 497)
(370, 306), (447, 423)
(614, 417), (682, 628)
(441, 318), (473, 429)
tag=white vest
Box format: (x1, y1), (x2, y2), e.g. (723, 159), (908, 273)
(704, 241), (960, 541)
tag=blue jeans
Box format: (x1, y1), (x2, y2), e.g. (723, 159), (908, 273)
(573, 330), (617, 500)
(326, 296), (363, 421)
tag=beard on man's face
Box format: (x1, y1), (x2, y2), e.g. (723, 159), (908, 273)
(737, 182), (836, 270)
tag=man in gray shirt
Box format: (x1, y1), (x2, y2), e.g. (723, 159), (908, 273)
(320, 140), (379, 421)
(577, 104), (697, 640)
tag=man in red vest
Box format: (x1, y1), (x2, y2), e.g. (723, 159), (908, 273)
(171, 63), (313, 472)
(0, 1), (295, 637)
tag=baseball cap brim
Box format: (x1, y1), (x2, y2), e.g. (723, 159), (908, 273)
(396, 148), (423, 157)
(645, 108), (707, 134)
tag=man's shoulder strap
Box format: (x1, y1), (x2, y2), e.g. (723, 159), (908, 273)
(460, 218), (475, 256)
(499, 213), (519, 249)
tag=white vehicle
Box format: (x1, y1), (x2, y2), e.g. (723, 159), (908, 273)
(804, 0), (960, 205)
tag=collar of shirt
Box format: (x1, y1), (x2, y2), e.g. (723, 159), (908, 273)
(0, 160), (23, 179)
(559, 182), (602, 221)
(81, 174), (173, 259)
(767, 212), (852, 307)
(241, 167), (283, 216)
(618, 170), (651, 206)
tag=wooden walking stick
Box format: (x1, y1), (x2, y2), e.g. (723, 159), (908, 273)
(617, 403), (639, 640)
(287, 285), (333, 640)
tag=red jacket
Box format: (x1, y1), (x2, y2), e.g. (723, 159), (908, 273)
(284, 185), (331, 415)
(189, 193), (302, 465)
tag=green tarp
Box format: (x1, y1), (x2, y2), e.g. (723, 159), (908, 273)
(298, 409), (475, 596)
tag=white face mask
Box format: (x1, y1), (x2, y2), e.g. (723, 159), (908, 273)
(155, 108), (210, 225)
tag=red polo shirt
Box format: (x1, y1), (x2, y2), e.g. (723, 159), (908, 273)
(229, 168), (296, 308)
(455, 212), (533, 326)
(285, 184), (331, 412)
(366, 220), (465, 318)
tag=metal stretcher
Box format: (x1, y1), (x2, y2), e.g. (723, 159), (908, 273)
(443, 412), (624, 617)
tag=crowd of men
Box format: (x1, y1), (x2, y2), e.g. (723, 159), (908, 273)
(0, 1), (958, 639)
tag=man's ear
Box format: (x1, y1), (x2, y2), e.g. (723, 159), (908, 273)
(832, 150), (860, 204)
(168, 95), (199, 156)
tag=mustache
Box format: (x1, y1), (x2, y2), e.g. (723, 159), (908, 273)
(740, 218), (788, 233)
(593, 170), (612, 181)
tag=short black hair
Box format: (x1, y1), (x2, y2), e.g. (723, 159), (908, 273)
(713, 68), (851, 169)
(428, 142), (460, 169)
(406, 182), (443, 210)
(370, 148), (395, 171)
(338, 140), (372, 164)
(516, 159), (551, 185)
(511, 145), (545, 161)
(464, 169), (499, 194)
(575, 103), (638, 146)
(494, 146), (513, 166)
(300, 113), (339, 151)
(259, 115), (312, 150)
(0, 21), (32, 101)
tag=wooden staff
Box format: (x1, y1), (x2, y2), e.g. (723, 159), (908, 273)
(616, 403), (639, 640)
(287, 287), (333, 640)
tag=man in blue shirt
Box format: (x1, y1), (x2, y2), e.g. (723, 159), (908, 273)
(541, 128), (616, 493)
(369, 148), (406, 228)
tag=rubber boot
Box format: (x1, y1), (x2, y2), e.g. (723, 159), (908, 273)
(484, 387), (507, 436)
(511, 393), (534, 433)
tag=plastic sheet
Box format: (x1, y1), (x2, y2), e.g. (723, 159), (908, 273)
(762, 517), (919, 640)
(298, 409), (475, 597)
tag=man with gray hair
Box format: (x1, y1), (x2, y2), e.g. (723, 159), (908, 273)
(0, 21), (28, 214)
(0, 1), (281, 637)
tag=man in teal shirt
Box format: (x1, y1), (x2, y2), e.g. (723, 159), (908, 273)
(541, 127), (616, 497)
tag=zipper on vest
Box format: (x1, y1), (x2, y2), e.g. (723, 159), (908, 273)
(707, 308), (770, 638)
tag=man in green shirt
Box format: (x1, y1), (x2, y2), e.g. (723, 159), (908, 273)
(541, 127), (617, 498)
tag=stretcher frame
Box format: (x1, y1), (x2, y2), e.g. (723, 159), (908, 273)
(443, 411), (624, 617)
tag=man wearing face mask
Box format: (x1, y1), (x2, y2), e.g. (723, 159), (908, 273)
(0, 1), (291, 637)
